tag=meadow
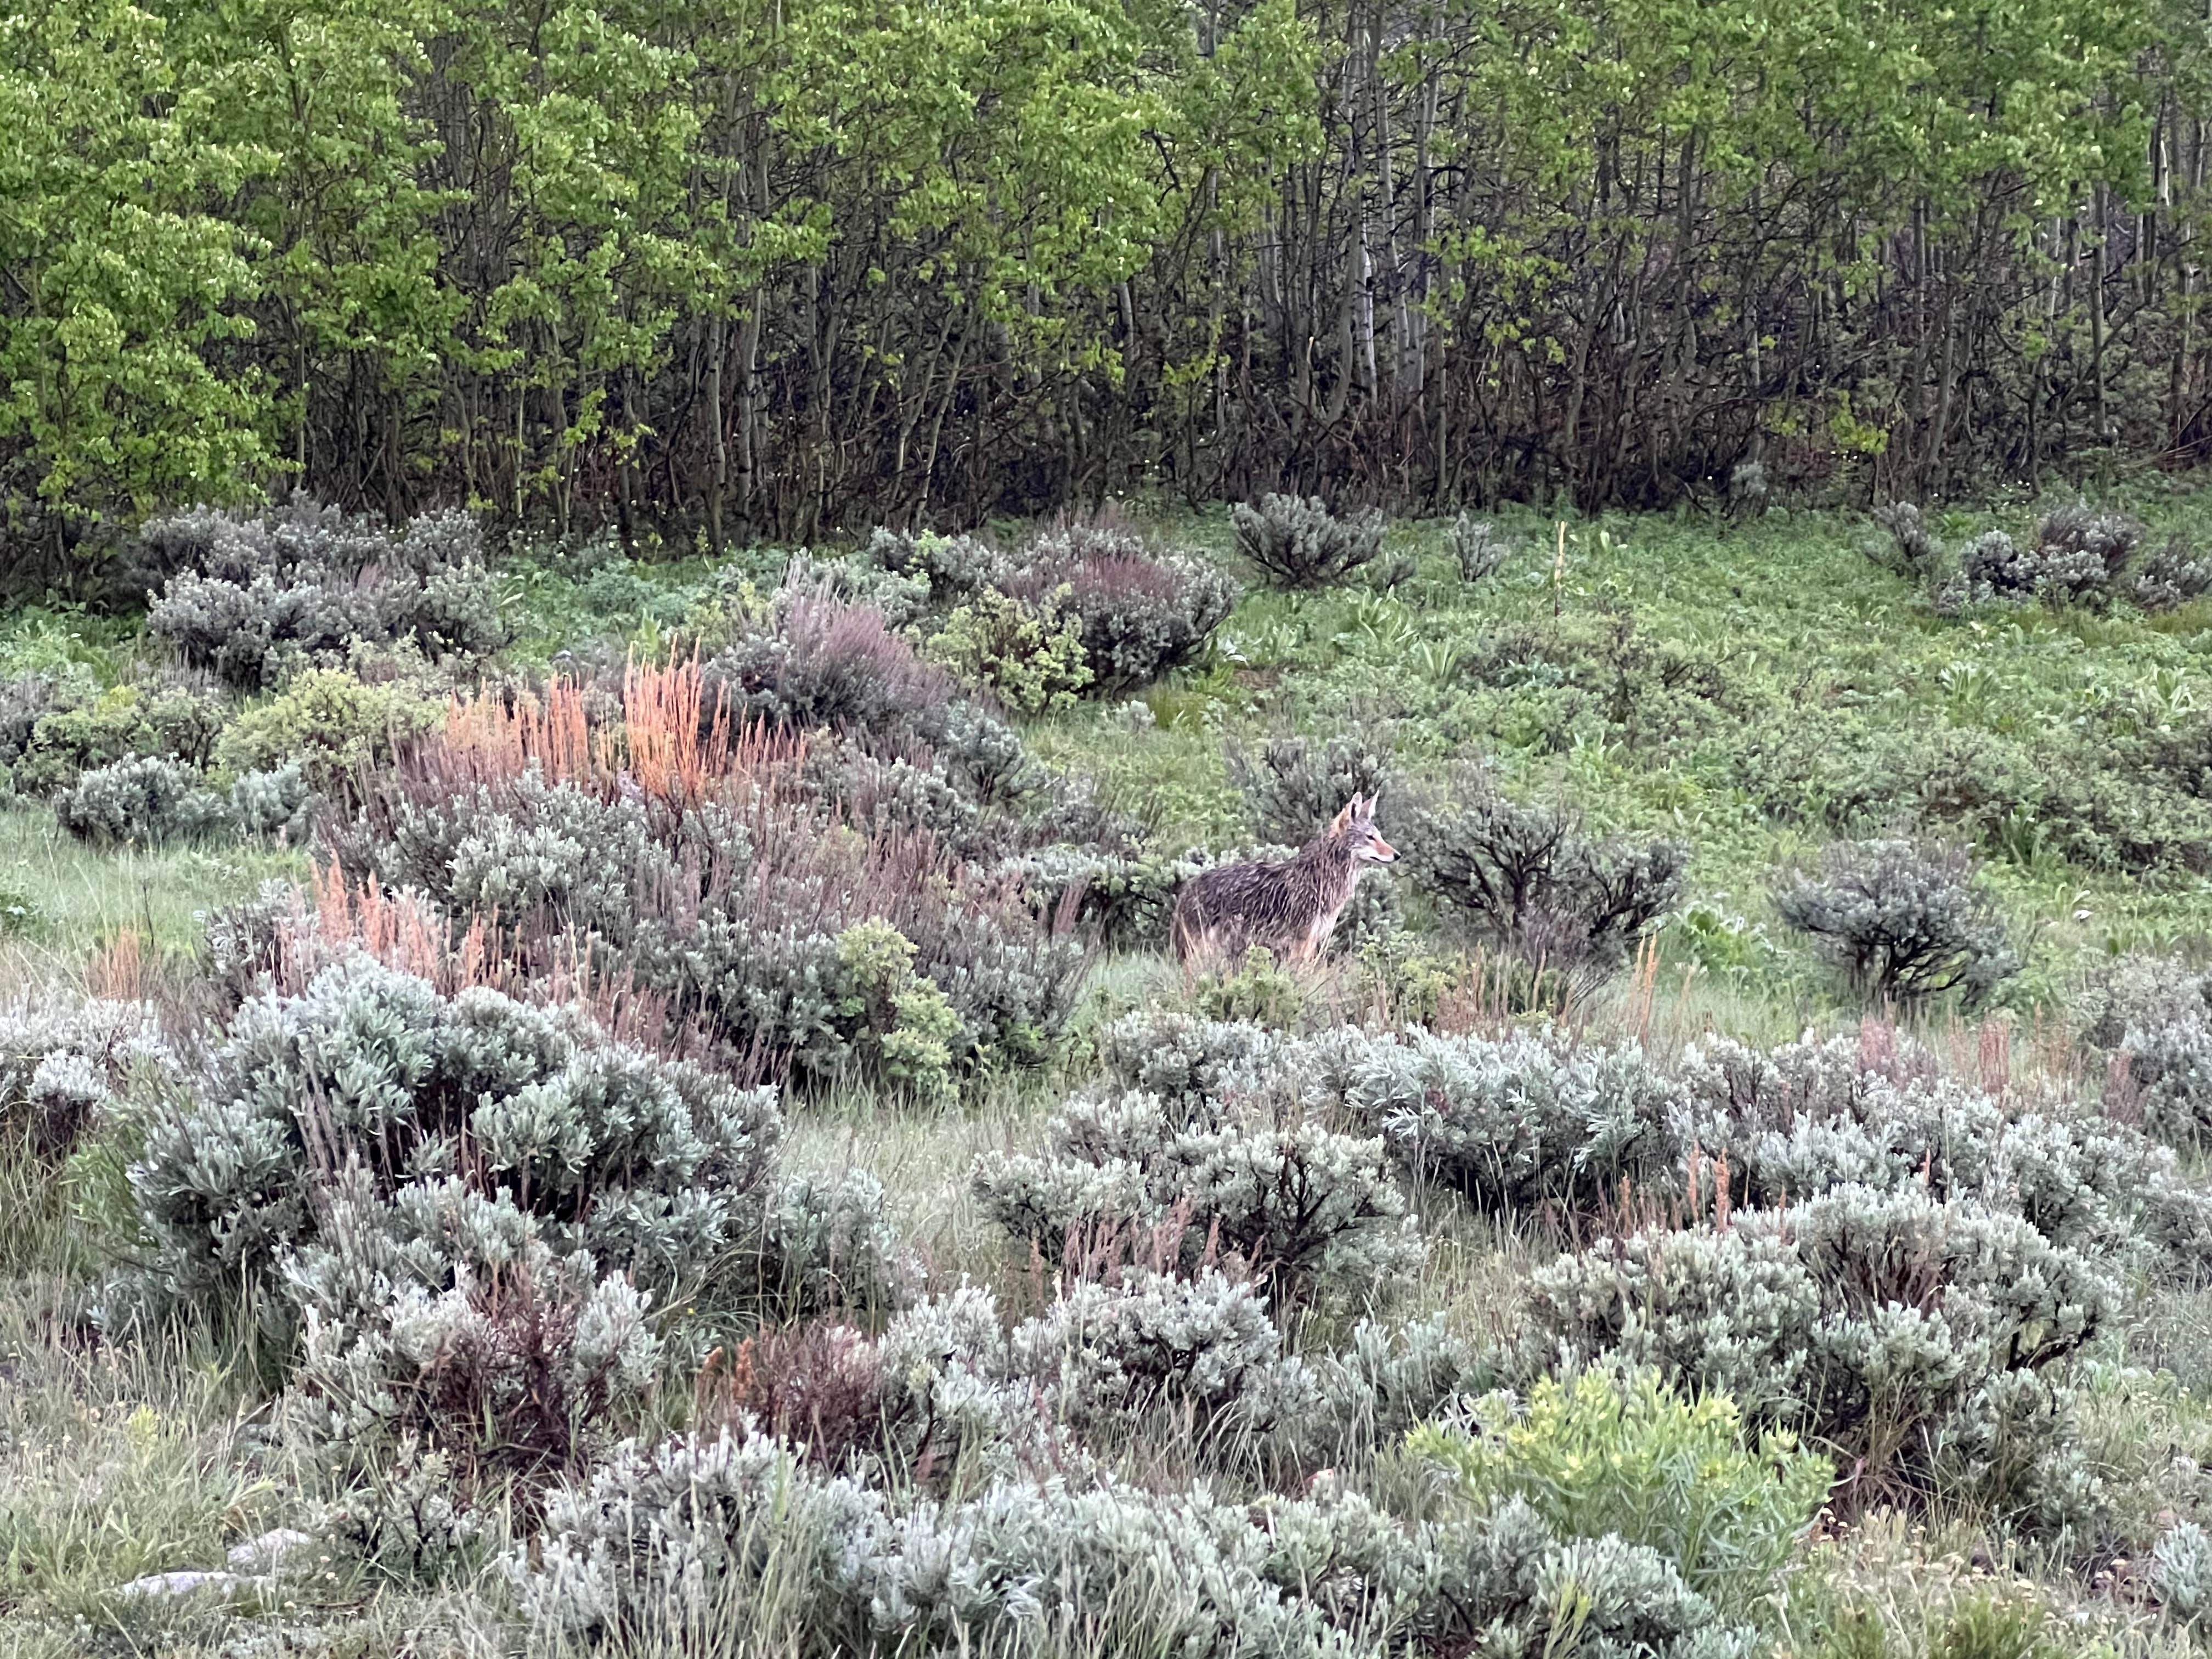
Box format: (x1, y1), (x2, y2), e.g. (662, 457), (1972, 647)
(7, 490), (2212, 1657)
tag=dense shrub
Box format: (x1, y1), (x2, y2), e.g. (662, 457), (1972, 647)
(1410, 1370), (1830, 1622)
(229, 760), (315, 843)
(54, 755), (231, 847)
(1453, 616), (1733, 753)
(336, 760), (1086, 1090)
(1775, 839), (2019, 1009)
(1012, 1267), (1318, 1436)
(1283, 1312), (1489, 1471)
(1402, 781), (1683, 1000)
(1875, 500), (2212, 614)
(774, 550), (934, 632)
(1526, 1184), (2111, 1521)
(832, 918), (964, 1105)
(509, 1422), (1760, 1658)
(1004, 524), (1240, 693)
(1231, 494), (1386, 589)
(1325, 1025), (1683, 1217)
(1929, 503), (2212, 613)
(508, 1427), (877, 1647)
(994, 840), (1207, 951)
(971, 1087), (1420, 1305)
(0, 990), (170, 1158)
(922, 586), (1092, 712)
(862, 527), (1012, 600)
(2035, 752), (2212, 874)
(116, 963), (908, 1484)
(512, 1427), (1358, 1656)
(212, 667), (442, 787)
(1676, 1030), (2212, 1268)
(1867, 501), (1946, 584)
(705, 588), (961, 746)
(802, 742), (992, 859)
(758, 1169), (914, 1318)
(1094, 1007), (1286, 1108)
(120, 960), (816, 1352)
(2156, 1522), (2212, 1624)
(1449, 512), (1507, 582)
(10, 680), (224, 796)
(0, 669), (79, 780)
(2081, 956), (2212, 1148)
(1227, 732), (1397, 845)
(2129, 535), (2212, 611)
(145, 494), (509, 688)
(1731, 710), (2018, 840)
(281, 1177), (664, 1485)
(1993, 505), (2141, 607)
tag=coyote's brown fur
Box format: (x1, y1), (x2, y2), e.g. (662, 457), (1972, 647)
(1171, 795), (1397, 967)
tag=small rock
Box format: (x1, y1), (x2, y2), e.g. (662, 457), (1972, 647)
(227, 1528), (314, 1574)
(114, 1570), (258, 1601)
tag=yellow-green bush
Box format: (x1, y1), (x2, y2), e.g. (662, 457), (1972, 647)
(1410, 1369), (1831, 1624)
(835, 918), (962, 1106)
(923, 588), (1091, 714)
(213, 668), (441, 787)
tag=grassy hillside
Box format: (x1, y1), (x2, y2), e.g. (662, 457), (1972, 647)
(6, 497), (2212, 1657)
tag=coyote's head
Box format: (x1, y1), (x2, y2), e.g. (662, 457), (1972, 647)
(1331, 794), (1396, 864)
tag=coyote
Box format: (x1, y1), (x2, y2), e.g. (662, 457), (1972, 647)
(1171, 794), (1397, 967)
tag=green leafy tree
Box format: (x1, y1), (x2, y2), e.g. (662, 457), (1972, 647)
(0, 0), (273, 573)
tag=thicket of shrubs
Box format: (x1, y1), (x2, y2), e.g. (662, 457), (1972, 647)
(0, 498), (489, 860)
(1873, 500), (2212, 614)
(331, 745), (1087, 1096)
(971, 1017), (1423, 1306)
(35, 851), (2212, 1648)
(0, 989), (170, 1159)
(2083, 956), (2212, 1149)
(865, 515), (1238, 703)
(115, 960), (901, 1487)
(509, 1385), (1810, 1658)
(1006, 520), (1239, 692)
(1327, 1023), (1683, 1214)
(1529, 1184), (2108, 1523)
(144, 495), (509, 688)
(53, 755), (232, 848)
(3, 679), (224, 797)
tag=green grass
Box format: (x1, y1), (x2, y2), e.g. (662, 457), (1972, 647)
(0, 809), (306, 997)
(1019, 498), (2212, 1013)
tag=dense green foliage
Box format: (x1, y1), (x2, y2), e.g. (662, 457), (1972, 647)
(1411, 1371), (1832, 1622)
(4, 0), (2205, 573)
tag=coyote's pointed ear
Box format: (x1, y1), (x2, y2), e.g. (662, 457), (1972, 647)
(1331, 798), (1356, 831)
